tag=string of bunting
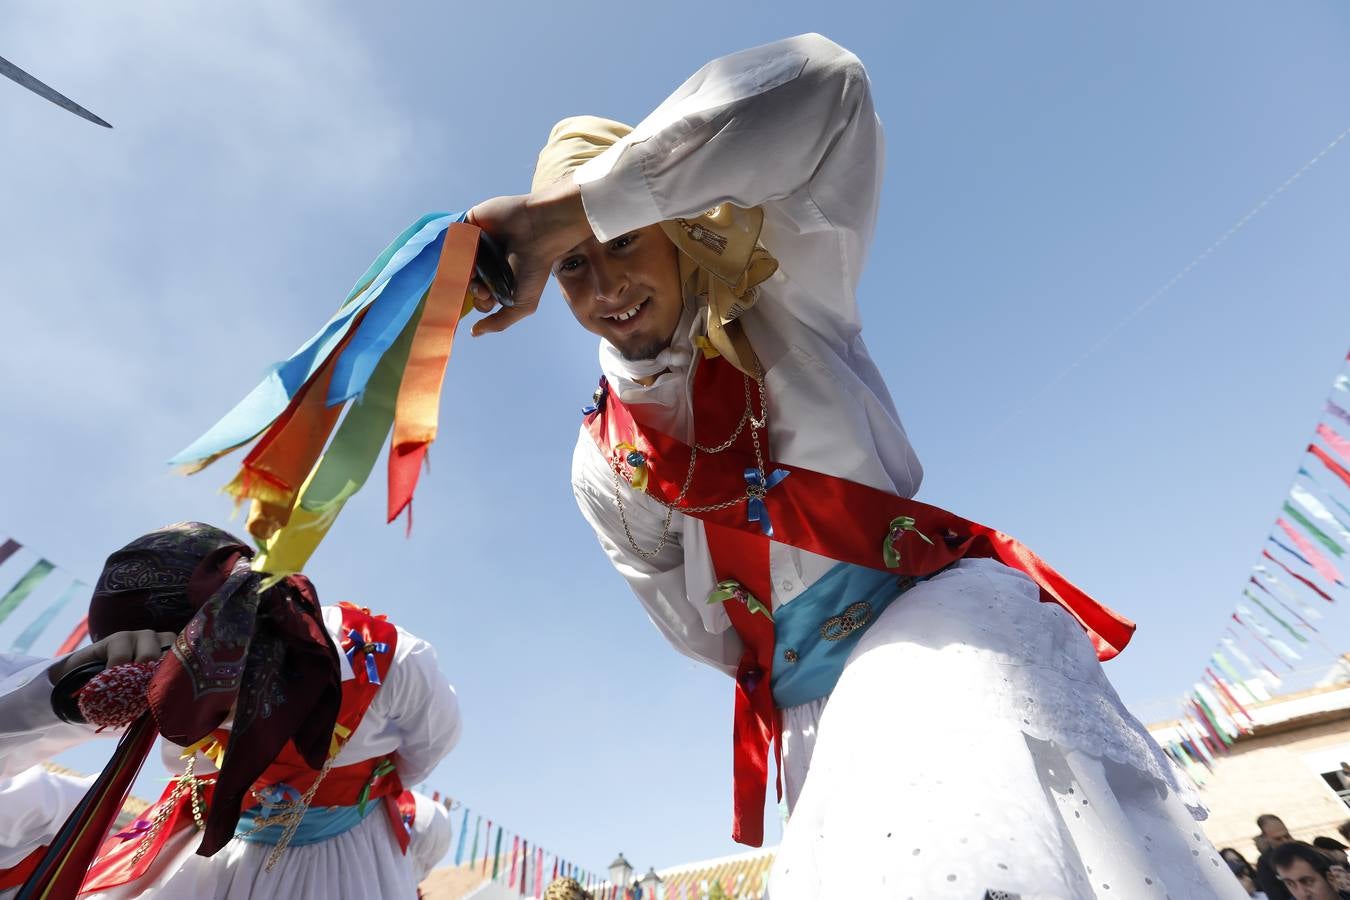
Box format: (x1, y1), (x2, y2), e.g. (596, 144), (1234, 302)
(427, 793), (615, 898)
(0, 535), (91, 657)
(1164, 350), (1350, 783)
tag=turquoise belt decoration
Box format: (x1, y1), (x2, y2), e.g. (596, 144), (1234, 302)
(234, 787), (378, 847)
(771, 562), (921, 709)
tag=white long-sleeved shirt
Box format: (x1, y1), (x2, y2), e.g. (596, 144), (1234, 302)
(571, 34), (922, 675)
(0, 653), (98, 778)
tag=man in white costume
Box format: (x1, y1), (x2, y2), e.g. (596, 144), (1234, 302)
(466, 33), (1245, 899)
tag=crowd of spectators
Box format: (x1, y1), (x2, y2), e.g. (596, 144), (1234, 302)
(1220, 814), (1350, 899)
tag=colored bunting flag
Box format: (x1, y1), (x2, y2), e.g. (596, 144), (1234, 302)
(1311, 443), (1350, 490)
(1253, 567), (1321, 618)
(1328, 400), (1350, 430)
(0, 558), (55, 627)
(1262, 549), (1336, 603)
(1282, 502), (1346, 557)
(56, 615), (89, 655)
(11, 578), (85, 654)
(1212, 652), (1261, 703)
(0, 539), (20, 567)
(1318, 424), (1350, 466)
(455, 808), (469, 866)
(1237, 606), (1302, 662)
(1233, 612), (1296, 668)
(1291, 485), (1350, 544)
(1276, 518), (1345, 585)
(1301, 467), (1350, 524)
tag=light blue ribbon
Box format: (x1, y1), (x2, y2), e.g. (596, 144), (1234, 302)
(745, 467), (789, 536)
(168, 212), (463, 466)
(255, 782), (304, 816)
(344, 629), (389, 685)
(327, 213), (464, 404)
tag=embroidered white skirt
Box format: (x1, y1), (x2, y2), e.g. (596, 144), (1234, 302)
(80, 804), (419, 900)
(771, 558), (1245, 900)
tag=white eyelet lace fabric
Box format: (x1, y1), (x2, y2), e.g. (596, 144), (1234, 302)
(771, 559), (1246, 899)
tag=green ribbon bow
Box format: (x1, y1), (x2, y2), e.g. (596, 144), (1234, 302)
(357, 758), (398, 814)
(707, 579), (773, 620)
(882, 515), (933, 569)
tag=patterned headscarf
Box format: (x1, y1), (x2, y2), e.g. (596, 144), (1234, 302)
(533, 115), (778, 377)
(89, 522), (342, 856)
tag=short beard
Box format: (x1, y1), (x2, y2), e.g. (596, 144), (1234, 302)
(618, 335), (672, 362)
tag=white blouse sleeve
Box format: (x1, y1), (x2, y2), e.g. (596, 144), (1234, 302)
(574, 33), (884, 336)
(381, 627), (462, 787)
(571, 431), (742, 677)
(0, 654), (100, 777)
(0, 766), (93, 865)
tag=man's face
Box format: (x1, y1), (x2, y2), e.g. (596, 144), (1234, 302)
(1277, 858), (1339, 900)
(1264, 819), (1295, 846)
(554, 225), (684, 362)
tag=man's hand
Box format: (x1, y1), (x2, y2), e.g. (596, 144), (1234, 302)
(466, 179), (592, 336)
(48, 629), (177, 684)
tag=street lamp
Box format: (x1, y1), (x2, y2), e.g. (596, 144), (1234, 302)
(609, 853), (634, 893)
(608, 853), (663, 899)
(640, 866), (663, 896)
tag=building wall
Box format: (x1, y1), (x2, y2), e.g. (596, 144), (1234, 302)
(1191, 716), (1350, 859)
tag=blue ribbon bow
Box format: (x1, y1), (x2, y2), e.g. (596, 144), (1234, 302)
(256, 782), (304, 816)
(344, 629), (389, 685)
(744, 467), (790, 536)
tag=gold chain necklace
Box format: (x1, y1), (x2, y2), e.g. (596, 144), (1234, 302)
(612, 370), (769, 560)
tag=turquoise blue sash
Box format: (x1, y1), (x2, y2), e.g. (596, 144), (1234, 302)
(234, 796), (378, 848)
(771, 562), (908, 709)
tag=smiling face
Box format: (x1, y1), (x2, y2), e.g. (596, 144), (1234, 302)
(552, 224), (685, 361)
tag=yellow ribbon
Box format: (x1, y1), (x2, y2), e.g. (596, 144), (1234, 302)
(692, 336), (721, 360)
(181, 736), (227, 769)
(328, 722), (352, 759)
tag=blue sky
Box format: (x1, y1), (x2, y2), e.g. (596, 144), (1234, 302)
(3, 0), (1350, 876)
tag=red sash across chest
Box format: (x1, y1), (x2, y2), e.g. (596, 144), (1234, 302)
(79, 603), (406, 894)
(585, 353), (1135, 846)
